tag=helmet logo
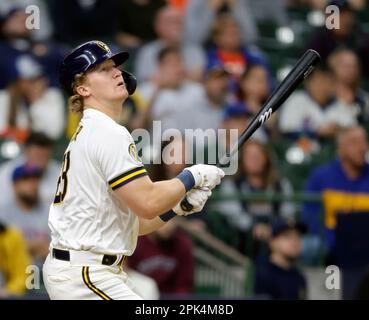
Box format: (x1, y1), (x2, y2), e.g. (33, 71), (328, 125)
(95, 41), (110, 53)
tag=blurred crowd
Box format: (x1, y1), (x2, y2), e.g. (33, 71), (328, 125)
(1, 0), (369, 300)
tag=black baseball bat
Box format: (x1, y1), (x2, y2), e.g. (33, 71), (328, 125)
(180, 49), (321, 211)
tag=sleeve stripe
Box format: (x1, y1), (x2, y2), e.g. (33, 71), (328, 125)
(110, 168), (147, 189)
(109, 167), (146, 185)
(111, 171), (147, 190)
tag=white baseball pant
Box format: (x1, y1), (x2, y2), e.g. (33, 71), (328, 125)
(43, 251), (143, 300)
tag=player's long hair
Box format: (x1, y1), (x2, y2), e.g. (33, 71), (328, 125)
(69, 73), (87, 114)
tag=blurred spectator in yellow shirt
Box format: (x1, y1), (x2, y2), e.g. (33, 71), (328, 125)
(0, 221), (32, 298)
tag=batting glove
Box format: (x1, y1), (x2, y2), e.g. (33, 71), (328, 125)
(174, 187), (212, 216)
(184, 164), (225, 190)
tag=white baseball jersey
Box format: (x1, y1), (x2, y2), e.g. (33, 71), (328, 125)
(48, 108), (147, 255)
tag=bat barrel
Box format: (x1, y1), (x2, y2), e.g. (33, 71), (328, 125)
(181, 49), (321, 211)
(219, 49), (321, 167)
(261, 49), (321, 115)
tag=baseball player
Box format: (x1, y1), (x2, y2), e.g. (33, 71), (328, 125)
(42, 40), (224, 300)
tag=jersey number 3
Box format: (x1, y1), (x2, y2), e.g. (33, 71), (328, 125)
(53, 151), (71, 204)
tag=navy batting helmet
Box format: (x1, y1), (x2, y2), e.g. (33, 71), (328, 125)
(59, 40), (137, 96)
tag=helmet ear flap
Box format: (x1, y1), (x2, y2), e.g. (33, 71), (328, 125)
(122, 70), (137, 95)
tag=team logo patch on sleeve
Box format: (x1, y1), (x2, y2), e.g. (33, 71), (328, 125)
(128, 143), (140, 162)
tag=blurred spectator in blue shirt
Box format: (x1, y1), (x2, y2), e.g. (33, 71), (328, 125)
(0, 132), (60, 209)
(184, 0), (258, 46)
(134, 5), (205, 82)
(303, 125), (369, 298)
(0, 5), (64, 89)
(254, 219), (307, 299)
(0, 55), (65, 141)
(303, 126), (369, 258)
(206, 13), (267, 94)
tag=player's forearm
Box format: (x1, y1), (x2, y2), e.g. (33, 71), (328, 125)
(115, 173), (190, 219)
(142, 178), (186, 219)
(138, 216), (166, 236)
(118, 165), (222, 219)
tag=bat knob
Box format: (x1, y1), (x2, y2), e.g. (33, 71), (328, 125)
(180, 197), (193, 212)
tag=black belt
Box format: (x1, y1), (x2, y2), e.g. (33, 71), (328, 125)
(52, 248), (126, 267)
